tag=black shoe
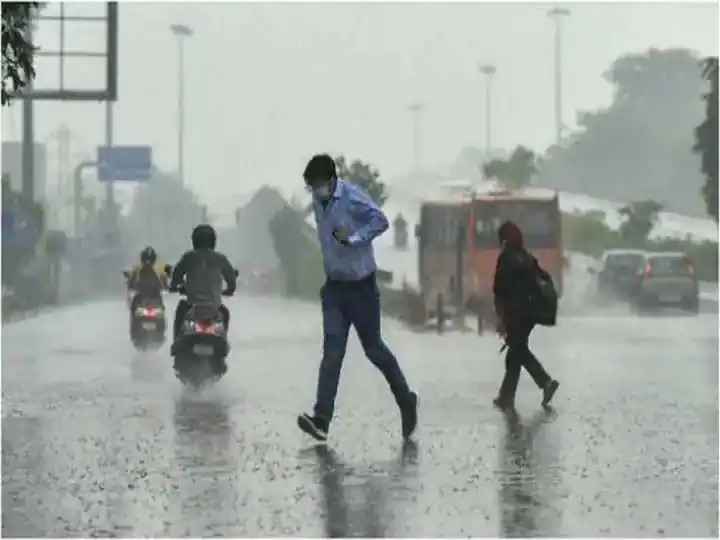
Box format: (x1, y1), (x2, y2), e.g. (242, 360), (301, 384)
(297, 413), (328, 442)
(493, 397), (515, 411)
(542, 380), (559, 408)
(401, 391), (418, 440)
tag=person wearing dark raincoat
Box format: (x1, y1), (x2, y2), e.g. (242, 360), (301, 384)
(492, 220), (559, 410)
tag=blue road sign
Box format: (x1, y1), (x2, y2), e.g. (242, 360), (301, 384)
(97, 146), (152, 182)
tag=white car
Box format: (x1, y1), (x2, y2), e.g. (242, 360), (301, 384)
(632, 251), (699, 314)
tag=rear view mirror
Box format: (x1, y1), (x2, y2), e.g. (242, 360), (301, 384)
(414, 224), (421, 239)
(235, 269), (240, 277)
(122, 270), (130, 279)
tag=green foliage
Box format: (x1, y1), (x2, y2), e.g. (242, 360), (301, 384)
(268, 205), (323, 299)
(562, 210), (718, 281)
(694, 56), (718, 222)
(538, 48), (707, 217)
(335, 155), (388, 207)
(618, 199), (663, 245)
(483, 145), (538, 189)
(2, 2), (42, 106)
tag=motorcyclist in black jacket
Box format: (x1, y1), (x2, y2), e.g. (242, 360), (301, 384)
(169, 224), (237, 361)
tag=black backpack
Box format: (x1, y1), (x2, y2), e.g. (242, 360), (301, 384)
(528, 259), (558, 327)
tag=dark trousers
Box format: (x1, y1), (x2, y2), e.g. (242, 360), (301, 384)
(314, 273), (412, 424)
(498, 319), (552, 403)
(173, 299), (230, 340)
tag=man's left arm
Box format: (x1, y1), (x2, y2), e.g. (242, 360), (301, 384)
(346, 185), (389, 246)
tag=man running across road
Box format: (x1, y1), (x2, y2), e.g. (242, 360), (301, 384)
(297, 153), (418, 443)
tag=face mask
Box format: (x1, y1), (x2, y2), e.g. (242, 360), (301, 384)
(313, 184), (332, 200)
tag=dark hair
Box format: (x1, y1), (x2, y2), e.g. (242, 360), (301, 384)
(497, 220), (524, 248)
(192, 224), (217, 250)
(303, 154), (337, 185)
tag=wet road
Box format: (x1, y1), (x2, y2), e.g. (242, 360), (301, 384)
(2, 296), (718, 537)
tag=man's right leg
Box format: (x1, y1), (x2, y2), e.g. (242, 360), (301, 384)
(298, 282), (351, 442)
(173, 300), (187, 340)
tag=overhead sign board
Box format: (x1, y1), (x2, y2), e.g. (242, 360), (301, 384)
(97, 146), (152, 182)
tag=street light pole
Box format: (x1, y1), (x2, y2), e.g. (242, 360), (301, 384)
(171, 23), (193, 184)
(479, 64), (497, 157)
(408, 103), (425, 171)
(548, 7), (570, 145)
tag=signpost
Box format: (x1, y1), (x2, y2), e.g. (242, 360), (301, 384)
(97, 146), (152, 182)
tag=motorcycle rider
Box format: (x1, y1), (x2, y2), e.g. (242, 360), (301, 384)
(127, 246), (167, 309)
(169, 224), (237, 367)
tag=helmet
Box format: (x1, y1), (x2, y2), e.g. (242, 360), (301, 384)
(140, 246), (157, 265)
(192, 224), (217, 250)
(303, 153), (337, 187)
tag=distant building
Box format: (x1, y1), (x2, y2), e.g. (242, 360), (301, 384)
(1, 141), (47, 203)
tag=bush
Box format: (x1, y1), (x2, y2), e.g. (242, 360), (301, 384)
(562, 210), (718, 281)
(268, 206), (324, 300)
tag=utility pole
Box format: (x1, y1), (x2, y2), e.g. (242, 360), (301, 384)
(171, 23), (194, 184)
(21, 26), (35, 205)
(105, 101), (114, 206)
(407, 103), (425, 171)
(478, 64), (497, 157)
(56, 125), (71, 231)
(548, 7), (570, 145)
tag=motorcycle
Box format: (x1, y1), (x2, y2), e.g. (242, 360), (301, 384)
(170, 285), (233, 389)
(122, 270), (167, 351)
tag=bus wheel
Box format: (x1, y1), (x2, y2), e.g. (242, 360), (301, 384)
(436, 294), (444, 334)
(477, 315), (484, 335)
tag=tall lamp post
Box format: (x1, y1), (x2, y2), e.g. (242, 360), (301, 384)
(548, 7), (570, 145)
(478, 64), (497, 157)
(170, 23), (194, 184)
(408, 102), (425, 171)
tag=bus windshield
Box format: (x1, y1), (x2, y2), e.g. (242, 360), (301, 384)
(474, 199), (559, 248)
(419, 204), (468, 249)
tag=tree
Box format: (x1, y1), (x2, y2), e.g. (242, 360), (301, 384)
(618, 199), (663, 244)
(694, 56), (718, 222)
(335, 155), (388, 207)
(537, 48), (707, 217)
(123, 168), (204, 261)
(482, 145), (538, 190)
(2, 2), (42, 106)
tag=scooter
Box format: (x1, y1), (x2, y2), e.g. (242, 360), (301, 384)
(122, 269), (168, 351)
(169, 286), (233, 389)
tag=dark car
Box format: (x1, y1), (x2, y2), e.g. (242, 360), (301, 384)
(592, 249), (647, 302)
(631, 252), (699, 314)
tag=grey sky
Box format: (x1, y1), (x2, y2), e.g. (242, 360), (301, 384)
(2, 1), (717, 217)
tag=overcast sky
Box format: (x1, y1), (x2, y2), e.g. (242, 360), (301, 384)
(2, 1), (717, 216)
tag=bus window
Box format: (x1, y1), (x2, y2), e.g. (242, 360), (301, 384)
(474, 200), (558, 248)
(420, 205), (467, 249)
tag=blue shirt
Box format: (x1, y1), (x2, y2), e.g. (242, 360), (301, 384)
(312, 179), (389, 281)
